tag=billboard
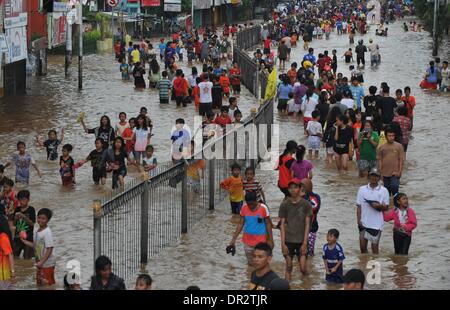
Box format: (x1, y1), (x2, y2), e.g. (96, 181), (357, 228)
(5, 26), (28, 64)
(142, 0), (160, 6)
(164, 0), (181, 12)
(48, 13), (67, 48)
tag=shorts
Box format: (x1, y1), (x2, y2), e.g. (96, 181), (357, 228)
(230, 201), (243, 214)
(92, 167), (107, 184)
(279, 57), (287, 62)
(37, 266), (56, 286)
(287, 48), (291, 54)
(334, 144), (349, 155)
(277, 99), (288, 110)
(357, 159), (377, 172)
(13, 238), (34, 259)
(212, 100), (222, 110)
(263, 48), (270, 55)
(326, 147), (335, 155)
(160, 98), (169, 104)
(112, 169), (127, 189)
(285, 242), (307, 258)
(187, 178), (201, 193)
(308, 136), (321, 151)
(359, 226), (382, 244)
(308, 232), (317, 256)
(232, 84), (241, 92)
(244, 244), (255, 265)
(199, 102), (212, 117)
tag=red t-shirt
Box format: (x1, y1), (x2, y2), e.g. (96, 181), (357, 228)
(229, 68), (241, 85)
(264, 39), (271, 49)
(214, 115), (232, 128)
(401, 95), (416, 118)
(278, 154), (295, 188)
(122, 128), (135, 153)
(219, 76), (231, 93)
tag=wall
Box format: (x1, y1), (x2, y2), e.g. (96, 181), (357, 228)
(28, 0), (47, 42)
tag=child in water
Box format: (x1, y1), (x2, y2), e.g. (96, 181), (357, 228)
(36, 128), (65, 161)
(60, 144), (77, 186)
(77, 138), (107, 186)
(4, 141), (42, 184)
(120, 57), (130, 80)
(322, 229), (345, 284)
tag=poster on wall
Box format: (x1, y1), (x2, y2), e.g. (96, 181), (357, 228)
(5, 26), (28, 64)
(47, 13), (67, 48)
(4, 0), (27, 18)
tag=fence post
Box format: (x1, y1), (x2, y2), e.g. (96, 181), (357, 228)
(140, 173), (149, 268)
(93, 200), (102, 273)
(209, 157), (215, 210)
(181, 163), (188, 233)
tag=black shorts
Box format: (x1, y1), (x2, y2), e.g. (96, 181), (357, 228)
(93, 168), (107, 183)
(277, 99), (288, 110)
(285, 242), (307, 258)
(334, 146), (349, 155)
(212, 100), (222, 110)
(287, 48), (291, 54)
(263, 48), (270, 55)
(232, 84), (241, 92)
(160, 98), (169, 104)
(13, 238), (34, 259)
(279, 57), (287, 62)
(199, 102), (212, 116)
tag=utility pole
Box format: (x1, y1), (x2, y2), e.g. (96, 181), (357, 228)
(191, 0), (194, 30)
(112, 8), (115, 53)
(432, 0), (439, 56)
(77, 2), (83, 90)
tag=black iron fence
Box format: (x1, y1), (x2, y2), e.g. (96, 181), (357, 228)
(93, 25), (275, 281)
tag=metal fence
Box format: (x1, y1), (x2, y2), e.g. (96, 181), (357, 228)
(93, 26), (274, 281)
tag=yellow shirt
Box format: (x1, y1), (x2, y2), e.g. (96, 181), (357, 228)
(378, 131), (387, 149)
(220, 176), (244, 203)
(131, 49), (140, 64)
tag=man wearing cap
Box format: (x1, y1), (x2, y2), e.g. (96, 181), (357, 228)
(356, 168), (389, 254)
(279, 178), (312, 281)
(229, 192), (273, 266)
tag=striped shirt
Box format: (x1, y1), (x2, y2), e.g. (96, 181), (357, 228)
(156, 79), (172, 100)
(243, 179), (263, 202)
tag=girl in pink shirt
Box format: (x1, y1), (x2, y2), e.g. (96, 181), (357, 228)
(383, 193), (417, 255)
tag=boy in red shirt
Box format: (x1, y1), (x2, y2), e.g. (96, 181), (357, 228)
(214, 106), (232, 129)
(192, 77), (201, 111)
(219, 70), (231, 98)
(229, 62), (241, 97)
(287, 63), (298, 85)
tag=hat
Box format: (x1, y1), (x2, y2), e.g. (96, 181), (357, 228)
(288, 178), (302, 186)
(368, 167), (381, 176)
(268, 278), (290, 290)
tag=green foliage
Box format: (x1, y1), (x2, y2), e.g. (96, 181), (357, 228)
(413, 0), (449, 37)
(84, 29), (101, 42)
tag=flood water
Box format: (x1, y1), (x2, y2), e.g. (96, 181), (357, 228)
(1, 17), (449, 289)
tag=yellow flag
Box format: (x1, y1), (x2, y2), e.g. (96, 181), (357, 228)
(264, 67), (277, 100)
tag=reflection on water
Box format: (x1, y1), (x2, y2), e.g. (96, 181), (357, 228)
(1, 18), (450, 289)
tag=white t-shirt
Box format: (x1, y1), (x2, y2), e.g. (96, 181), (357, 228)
(306, 120), (323, 136)
(133, 128), (150, 152)
(356, 184), (390, 230)
(301, 97), (318, 118)
(33, 227), (55, 268)
(288, 99), (300, 113)
(341, 98), (355, 110)
(115, 122), (129, 137)
(368, 43), (379, 56)
(143, 156), (157, 177)
(198, 81), (213, 103)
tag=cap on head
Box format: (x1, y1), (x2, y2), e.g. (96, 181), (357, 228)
(288, 178), (302, 187)
(368, 167), (380, 177)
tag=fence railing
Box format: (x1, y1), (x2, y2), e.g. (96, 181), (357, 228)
(93, 25), (273, 280)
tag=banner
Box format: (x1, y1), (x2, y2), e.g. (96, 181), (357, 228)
(4, 12), (27, 29)
(47, 13), (67, 49)
(142, 0), (160, 6)
(164, 0), (180, 12)
(4, 0), (27, 18)
(195, 0), (211, 9)
(5, 26), (27, 64)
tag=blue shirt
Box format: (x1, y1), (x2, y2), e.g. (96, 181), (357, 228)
(303, 54), (316, 65)
(322, 242), (345, 282)
(159, 43), (166, 55)
(350, 85), (364, 108)
(278, 84), (293, 100)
